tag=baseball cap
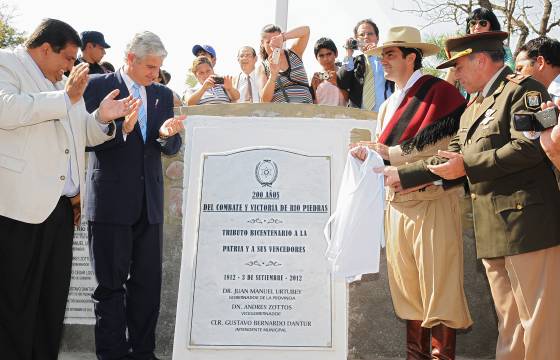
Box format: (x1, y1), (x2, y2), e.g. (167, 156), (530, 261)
(192, 44), (216, 58)
(81, 31), (111, 48)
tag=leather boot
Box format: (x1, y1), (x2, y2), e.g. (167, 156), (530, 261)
(406, 320), (431, 359)
(431, 324), (456, 360)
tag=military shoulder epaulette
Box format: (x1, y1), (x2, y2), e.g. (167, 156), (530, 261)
(506, 73), (529, 85)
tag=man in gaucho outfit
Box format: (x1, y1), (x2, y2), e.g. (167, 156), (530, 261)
(352, 26), (472, 359)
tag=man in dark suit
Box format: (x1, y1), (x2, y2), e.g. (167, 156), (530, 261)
(84, 31), (184, 360)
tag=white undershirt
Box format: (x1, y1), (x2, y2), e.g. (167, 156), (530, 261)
(377, 70), (423, 135)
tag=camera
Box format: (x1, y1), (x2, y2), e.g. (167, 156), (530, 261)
(513, 107), (559, 132)
(212, 75), (224, 84)
(344, 38), (365, 50)
(271, 48), (281, 64)
(318, 72), (330, 81)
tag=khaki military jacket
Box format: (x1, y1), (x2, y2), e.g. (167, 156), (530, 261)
(398, 67), (560, 258)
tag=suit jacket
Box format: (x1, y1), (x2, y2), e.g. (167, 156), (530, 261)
(0, 47), (114, 224)
(84, 71), (182, 225)
(337, 54), (393, 109)
(398, 67), (560, 258)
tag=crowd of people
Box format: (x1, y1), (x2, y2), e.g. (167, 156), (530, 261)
(2, 6), (560, 360)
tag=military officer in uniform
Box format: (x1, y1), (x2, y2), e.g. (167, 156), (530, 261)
(380, 31), (560, 359)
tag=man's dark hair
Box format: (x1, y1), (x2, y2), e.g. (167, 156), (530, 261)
(519, 37), (560, 68)
(239, 46), (257, 58)
(314, 37), (338, 58)
(466, 8), (501, 34)
(399, 47), (423, 71)
(260, 24), (283, 60)
(100, 61), (115, 72)
(25, 18), (81, 52)
(353, 19), (379, 38)
(479, 49), (505, 63)
(160, 69), (171, 85)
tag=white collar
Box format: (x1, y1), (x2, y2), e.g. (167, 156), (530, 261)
(395, 70), (423, 93)
(120, 67), (138, 90)
(548, 73), (560, 97)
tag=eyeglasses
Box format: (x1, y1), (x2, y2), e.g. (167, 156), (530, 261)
(357, 31), (375, 37)
(468, 20), (489, 28)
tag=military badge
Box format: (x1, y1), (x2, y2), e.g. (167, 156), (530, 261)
(524, 91), (542, 110)
(523, 130), (541, 140)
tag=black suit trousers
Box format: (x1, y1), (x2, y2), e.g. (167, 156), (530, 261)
(88, 200), (163, 360)
(0, 197), (74, 360)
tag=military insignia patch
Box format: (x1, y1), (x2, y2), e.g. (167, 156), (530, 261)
(524, 91), (542, 110)
(523, 130), (541, 140)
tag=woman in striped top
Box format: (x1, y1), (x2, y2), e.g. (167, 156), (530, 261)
(185, 56), (240, 106)
(257, 24), (313, 104)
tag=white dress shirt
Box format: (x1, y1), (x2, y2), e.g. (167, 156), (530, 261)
(377, 70), (423, 135)
(324, 148), (385, 282)
(548, 73), (560, 101)
(120, 68), (147, 141)
(235, 70), (260, 103)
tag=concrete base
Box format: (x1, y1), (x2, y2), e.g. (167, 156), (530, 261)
(58, 352), (485, 360)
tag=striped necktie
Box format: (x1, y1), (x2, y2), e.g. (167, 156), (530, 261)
(245, 74), (253, 102)
(131, 83), (147, 142)
(362, 57), (376, 111)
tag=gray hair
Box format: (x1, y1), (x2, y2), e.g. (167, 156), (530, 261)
(125, 31), (167, 60)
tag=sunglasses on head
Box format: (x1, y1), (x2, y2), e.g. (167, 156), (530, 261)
(469, 19), (489, 28)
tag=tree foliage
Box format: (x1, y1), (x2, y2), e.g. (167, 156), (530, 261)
(396, 0), (560, 55)
(0, 3), (25, 49)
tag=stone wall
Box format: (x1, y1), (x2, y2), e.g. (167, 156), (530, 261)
(61, 104), (496, 358)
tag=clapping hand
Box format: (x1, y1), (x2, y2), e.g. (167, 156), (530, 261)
(159, 115), (186, 139)
(65, 63), (89, 105)
(122, 98), (142, 134)
(98, 90), (137, 123)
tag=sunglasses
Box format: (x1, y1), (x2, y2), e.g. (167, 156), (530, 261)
(469, 19), (489, 28)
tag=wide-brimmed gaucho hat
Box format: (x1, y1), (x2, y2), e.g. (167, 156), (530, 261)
(370, 26), (440, 57)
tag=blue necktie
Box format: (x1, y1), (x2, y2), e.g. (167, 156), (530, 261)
(131, 83), (147, 142)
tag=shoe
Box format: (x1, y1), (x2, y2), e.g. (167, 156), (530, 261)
(431, 324), (456, 360)
(406, 320), (431, 359)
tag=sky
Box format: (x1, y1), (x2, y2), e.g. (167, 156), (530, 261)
(3, 0), (553, 95)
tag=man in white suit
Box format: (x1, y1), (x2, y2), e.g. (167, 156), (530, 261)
(0, 18), (138, 360)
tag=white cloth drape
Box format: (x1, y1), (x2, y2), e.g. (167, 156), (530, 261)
(324, 148), (385, 282)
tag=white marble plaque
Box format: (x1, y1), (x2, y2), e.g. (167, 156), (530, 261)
(190, 148), (332, 347)
(64, 220), (96, 325)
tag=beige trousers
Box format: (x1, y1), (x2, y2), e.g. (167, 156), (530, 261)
(482, 245), (560, 360)
(386, 190), (472, 329)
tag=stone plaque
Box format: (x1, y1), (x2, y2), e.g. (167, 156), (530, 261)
(189, 148), (332, 347)
(64, 220), (96, 324)
(173, 113), (376, 360)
